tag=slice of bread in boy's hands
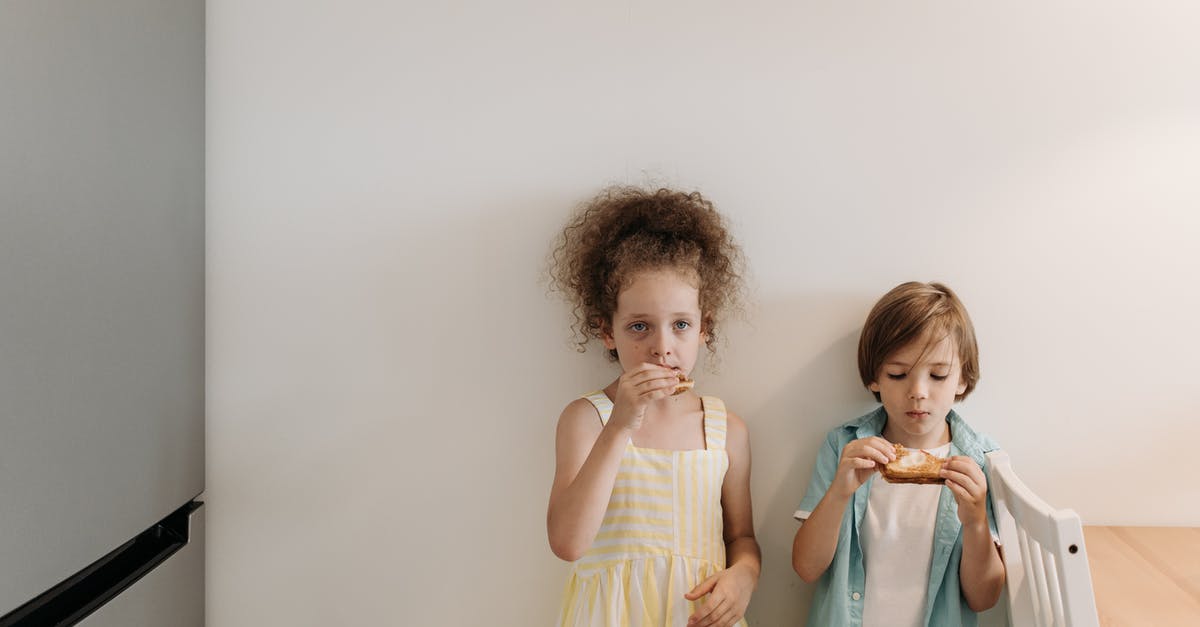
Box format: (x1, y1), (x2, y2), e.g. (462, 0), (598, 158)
(880, 443), (946, 484)
(671, 371), (695, 396)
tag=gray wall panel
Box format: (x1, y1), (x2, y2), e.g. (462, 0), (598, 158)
(0, 0), (204, 614)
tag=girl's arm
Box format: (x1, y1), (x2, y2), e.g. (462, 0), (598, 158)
(547, 365), (681, 561)
(943, 457), (1006, 611)
(684, 410), (759, 627)
(545, 398), (631, 562)
(791, 436), (895, 583)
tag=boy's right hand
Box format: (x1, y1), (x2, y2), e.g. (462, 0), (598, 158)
(607, 363), (681, 432)
(832, 436), (896, 497)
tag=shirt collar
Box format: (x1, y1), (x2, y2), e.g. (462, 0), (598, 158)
(844, 406), (988, 464)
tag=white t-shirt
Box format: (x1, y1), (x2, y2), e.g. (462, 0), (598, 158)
(860, 442), (951, 627)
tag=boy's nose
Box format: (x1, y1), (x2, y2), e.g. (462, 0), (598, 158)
(908, 381), (928, 400)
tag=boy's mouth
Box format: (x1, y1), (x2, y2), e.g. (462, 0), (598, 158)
(906, 411), (930, 419)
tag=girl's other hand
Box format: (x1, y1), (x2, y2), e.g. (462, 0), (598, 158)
(833, 436), (895, 497)
(684, 562), (755, 627)
(607, 363), (680, 432)
(942, 456), (989, 529)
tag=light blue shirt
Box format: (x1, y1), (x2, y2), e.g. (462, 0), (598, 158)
(794, 407), (1000, 627)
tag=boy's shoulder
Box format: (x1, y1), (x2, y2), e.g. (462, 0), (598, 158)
(824, 406), (889, 445)
(946, 409), (1001, 461)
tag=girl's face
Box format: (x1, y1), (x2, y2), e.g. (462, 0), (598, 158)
(870, 332), (968, 449)
(602, 269), (706, 376)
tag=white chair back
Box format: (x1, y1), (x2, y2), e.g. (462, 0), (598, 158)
(985, 450), (1099, 627)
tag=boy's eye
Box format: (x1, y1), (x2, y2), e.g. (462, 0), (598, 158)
(629, 322), (647, 332)
(674, 320), (691, 331)
(886, 372), (906, 380)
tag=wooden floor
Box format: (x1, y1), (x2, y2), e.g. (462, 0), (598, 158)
(1083, 526), (1200, 626)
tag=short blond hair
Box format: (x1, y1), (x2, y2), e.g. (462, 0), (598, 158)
(857, 281), (980, 402)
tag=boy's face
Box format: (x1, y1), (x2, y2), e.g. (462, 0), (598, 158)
(870, 332), (968, 449)
(602, 269), (706, 376)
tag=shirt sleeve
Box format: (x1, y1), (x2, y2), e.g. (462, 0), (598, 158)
(794, 431), (843, 521)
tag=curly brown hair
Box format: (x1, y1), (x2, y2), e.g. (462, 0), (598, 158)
(549, 186), (745, 360)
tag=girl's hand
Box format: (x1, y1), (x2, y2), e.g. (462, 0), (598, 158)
(606, 363), (681, 432)
(832, 436), (895, 497)
(942, 456), (989, 529)
(684, 562), (755, 627)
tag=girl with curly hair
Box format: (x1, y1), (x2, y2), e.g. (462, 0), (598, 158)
(546, 187), (759, 627)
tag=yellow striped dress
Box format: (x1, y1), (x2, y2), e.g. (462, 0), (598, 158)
(558, 391), (749, 627)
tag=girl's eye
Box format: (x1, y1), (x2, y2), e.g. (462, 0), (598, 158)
(674, 320), (691, 331)
(629, 322), (647, 332)
(931, 374), (948, 381)
(886, 373), (906, 380)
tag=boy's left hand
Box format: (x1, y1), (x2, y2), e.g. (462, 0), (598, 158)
(941, 456), (989, 529)
(684, 562), (754, 627)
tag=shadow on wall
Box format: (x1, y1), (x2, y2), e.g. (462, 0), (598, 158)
(713, 293), (873, 624)
(753, 340), (870, 623)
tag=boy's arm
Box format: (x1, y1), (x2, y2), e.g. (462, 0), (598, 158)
(791, 479), (852, 583)
(943, 456), (1006, 611)
(792, 435), (894, 583)
(959, 523), (1005, 611)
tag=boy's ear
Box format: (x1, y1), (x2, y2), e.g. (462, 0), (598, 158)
(868, 381), (880, 393)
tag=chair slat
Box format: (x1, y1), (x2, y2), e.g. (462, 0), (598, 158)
(1044, 547), (1065, 626)
(986, 451), (1099, 627)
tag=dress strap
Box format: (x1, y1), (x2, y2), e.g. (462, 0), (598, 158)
(701, 396), (729, 451)
(581, 391), (614, 426)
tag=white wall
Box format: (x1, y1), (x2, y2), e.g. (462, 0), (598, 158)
(208, 2), (1200, 625)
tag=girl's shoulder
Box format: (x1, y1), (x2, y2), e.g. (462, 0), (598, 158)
(559, 394), (603, 422)
(724, 408), (750, 454)
(554, 395), (605, 440)
(703, 397), (750, 454)
(719, 404), (747, 433)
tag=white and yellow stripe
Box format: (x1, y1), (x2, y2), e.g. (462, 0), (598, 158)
(558, 392), (747, 627)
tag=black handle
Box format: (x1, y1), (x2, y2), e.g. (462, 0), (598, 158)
(0, 501), (203, 627)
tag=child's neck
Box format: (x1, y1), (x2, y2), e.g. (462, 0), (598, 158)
(634, 396), (706, 451)
(882, 422), (951, 450)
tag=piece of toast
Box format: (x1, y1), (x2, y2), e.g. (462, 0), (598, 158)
(880, 443), (946, 484)
(671, 372), (695, 396)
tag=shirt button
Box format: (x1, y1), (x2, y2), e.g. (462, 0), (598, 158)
(851, 592), (862, 600)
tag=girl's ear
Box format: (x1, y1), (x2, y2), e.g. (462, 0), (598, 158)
(600, 319), (616, 350)
(955, 379), (967, 396)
